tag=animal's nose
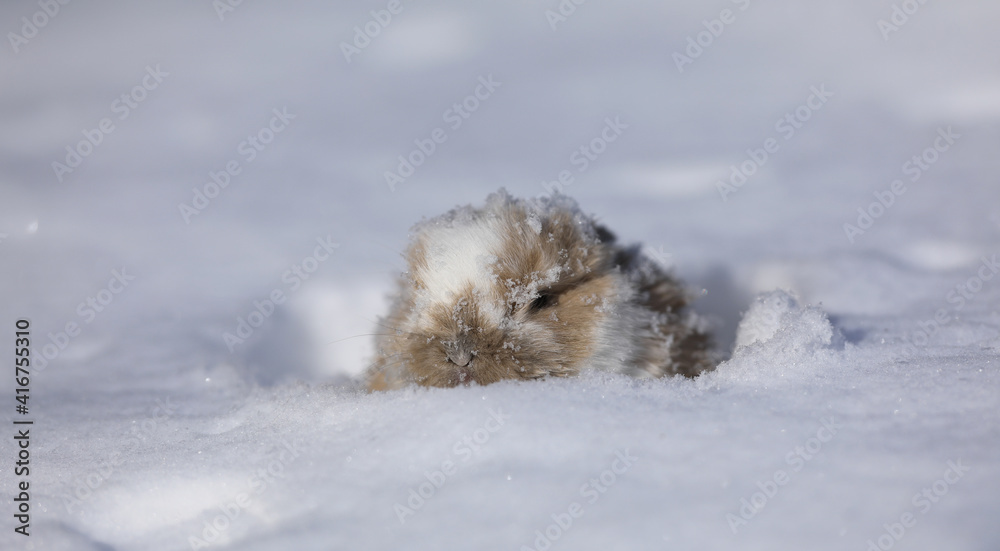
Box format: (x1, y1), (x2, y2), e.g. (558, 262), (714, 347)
(447, 349), (473, 367)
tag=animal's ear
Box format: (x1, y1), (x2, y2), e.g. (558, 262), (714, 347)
(594, 224), (617, 244)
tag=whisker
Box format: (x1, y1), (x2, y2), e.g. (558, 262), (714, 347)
(370, 319), (420, 339)
(367, 238), (406, 259)
(363, 354), (410, 377)
(325, 333), (397, 346)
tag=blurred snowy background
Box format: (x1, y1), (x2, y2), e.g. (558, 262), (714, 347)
(1, 1), (998, 550)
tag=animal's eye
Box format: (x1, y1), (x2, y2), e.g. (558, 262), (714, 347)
(529, 293), (555, 312)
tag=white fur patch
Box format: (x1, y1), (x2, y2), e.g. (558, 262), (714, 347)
(414, 217), (506, 325)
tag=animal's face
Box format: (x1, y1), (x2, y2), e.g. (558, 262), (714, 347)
(377, 199), (629, 387)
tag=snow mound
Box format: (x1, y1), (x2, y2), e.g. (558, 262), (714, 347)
(707, 290), (842, 385)
(732, 290), (835, 351)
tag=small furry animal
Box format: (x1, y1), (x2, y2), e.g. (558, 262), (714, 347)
(365, 190), (715, 390)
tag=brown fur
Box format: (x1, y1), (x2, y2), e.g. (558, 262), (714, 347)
(366, 192), (716, 390)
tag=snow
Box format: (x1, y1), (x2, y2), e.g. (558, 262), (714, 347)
(2, 1), (999, 550)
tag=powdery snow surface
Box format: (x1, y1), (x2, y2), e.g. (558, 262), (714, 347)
(2, 1), (1000, 550)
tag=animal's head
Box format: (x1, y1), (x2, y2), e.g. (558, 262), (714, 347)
(371, 190), (636, 388)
